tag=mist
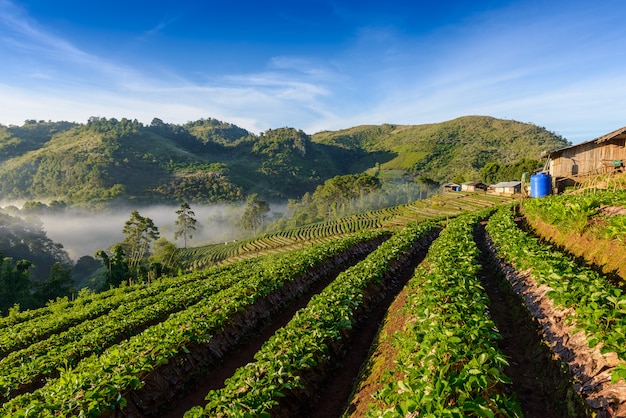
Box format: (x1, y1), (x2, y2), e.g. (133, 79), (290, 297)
(2, 181), (429, 263)
(31, 202), (287, 261)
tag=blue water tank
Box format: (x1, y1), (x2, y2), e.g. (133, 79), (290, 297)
(530, 172), (552, 198)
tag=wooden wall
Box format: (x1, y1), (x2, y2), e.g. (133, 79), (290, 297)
(549, 137), (626, 177)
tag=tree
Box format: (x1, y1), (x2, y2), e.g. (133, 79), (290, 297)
(451, 174), (466, 184)
(121, 211), (159, 267)
(174, 202), (197, 248)
(36, 262), (73, 303)
(479, 162), (502, 184)
(479, 158), (542, 184)
(150, 117), (165, 127)
(0, 211), (72, 282)
(416, 176), (438, 193)
(72, 255), (105, 291)
(95, 244), (130, 288)
(149, 237), (180, 277)
(312, 173), (380, 220)
(0, 254), (34, 315)
(241, 194), (270, 236)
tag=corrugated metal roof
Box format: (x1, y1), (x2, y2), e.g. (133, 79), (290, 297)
(492, 181), (521, 188)
(549, 126), (626, 157)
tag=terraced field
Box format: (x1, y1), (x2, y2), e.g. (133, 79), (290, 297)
(178, 192), (514, 269)
(4, 192), (626, 417)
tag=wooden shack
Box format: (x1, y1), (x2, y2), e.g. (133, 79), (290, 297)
(547, 126), (626, 178)
(443, 182), (461, 192)
(461, 181), (487, 192)
(490, 181), (522, 195)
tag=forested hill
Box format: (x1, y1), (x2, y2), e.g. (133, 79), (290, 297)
(0, 116), (568, 205)
(311, 116), (569, 182)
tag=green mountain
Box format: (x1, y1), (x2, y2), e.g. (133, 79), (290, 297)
(0, 115), (568, 205)
(312, 116), (569, 182)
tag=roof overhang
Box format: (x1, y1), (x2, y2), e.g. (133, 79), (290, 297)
(548, 126), (626, 158)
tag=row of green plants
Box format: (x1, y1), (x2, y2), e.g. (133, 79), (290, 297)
(285, 217), (383, 239)
(0, 287), (118, 329)
(523, 189), (626, 237)
(0, 258), (265, 402)
(180, 217), (387, 269)
(180, 191), (511, 270)
(366, 211), (522, 417)
(486, 206), (626, 382)
(1, 230), (386, 416)
(183, 221), (439, 417)
(0, 261), (252, 357)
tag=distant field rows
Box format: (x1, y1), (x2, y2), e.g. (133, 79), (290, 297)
(179, 192), (513, 269)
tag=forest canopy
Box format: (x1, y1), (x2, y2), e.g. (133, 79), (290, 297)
(0, 116), (567, 206)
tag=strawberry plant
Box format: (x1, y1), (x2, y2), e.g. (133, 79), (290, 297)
(366, 211), (521, 417)
(1, 230), (385, 416)
(183, 221), (439, 417)
(524, 189), (626, 236)
(487, 207), (626, 381)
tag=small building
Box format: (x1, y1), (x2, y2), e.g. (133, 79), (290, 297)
(490, 181), (522, 195)
(442, 182), (461, 192)
(461, 181), (488, 192)
(547, 126), (626, 179)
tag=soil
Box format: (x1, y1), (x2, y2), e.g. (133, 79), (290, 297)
(599, 206), (626, 217)
(523, 212), (626, 283)
(304, 233), (435, 418)
(341, 276), (413, 417)
(476, 224), (590, 417)
(483, 220), (626, 417)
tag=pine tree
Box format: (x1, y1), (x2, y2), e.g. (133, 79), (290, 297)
(174, 202), (197, 248)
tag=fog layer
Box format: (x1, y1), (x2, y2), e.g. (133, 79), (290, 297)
(36, 203), (284, 261)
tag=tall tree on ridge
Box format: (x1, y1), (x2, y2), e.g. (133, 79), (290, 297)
(241, 194), (270, 236)
(121, 210), (159, 275)
(174, 202), (197, 249)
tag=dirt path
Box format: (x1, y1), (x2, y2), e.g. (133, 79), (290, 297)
(476, 223), (590, 417)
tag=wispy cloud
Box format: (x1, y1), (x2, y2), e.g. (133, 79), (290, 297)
(0, 0), (152, 91)
(1, 1), (96, 68)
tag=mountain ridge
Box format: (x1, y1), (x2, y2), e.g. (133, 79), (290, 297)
(0, 115), (569, 206)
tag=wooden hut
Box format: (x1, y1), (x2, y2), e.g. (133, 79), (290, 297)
(547, 126), (626, 178)
(461, 181), (487, 192)
(490, 181), (522, 195)
(442, 182), (461, 192)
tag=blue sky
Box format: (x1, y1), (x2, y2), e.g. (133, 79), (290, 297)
(1, 0), (625, 143)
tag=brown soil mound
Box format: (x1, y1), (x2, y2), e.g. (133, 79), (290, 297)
(341, 279), (412, 417)
(524, 213), (626, 282)
(485, 232), (626, 417)
(599, 206), (626, 216)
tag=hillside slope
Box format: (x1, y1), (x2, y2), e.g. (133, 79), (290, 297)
(0, 116), (567, 205)
(312, 116), (568, 183)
